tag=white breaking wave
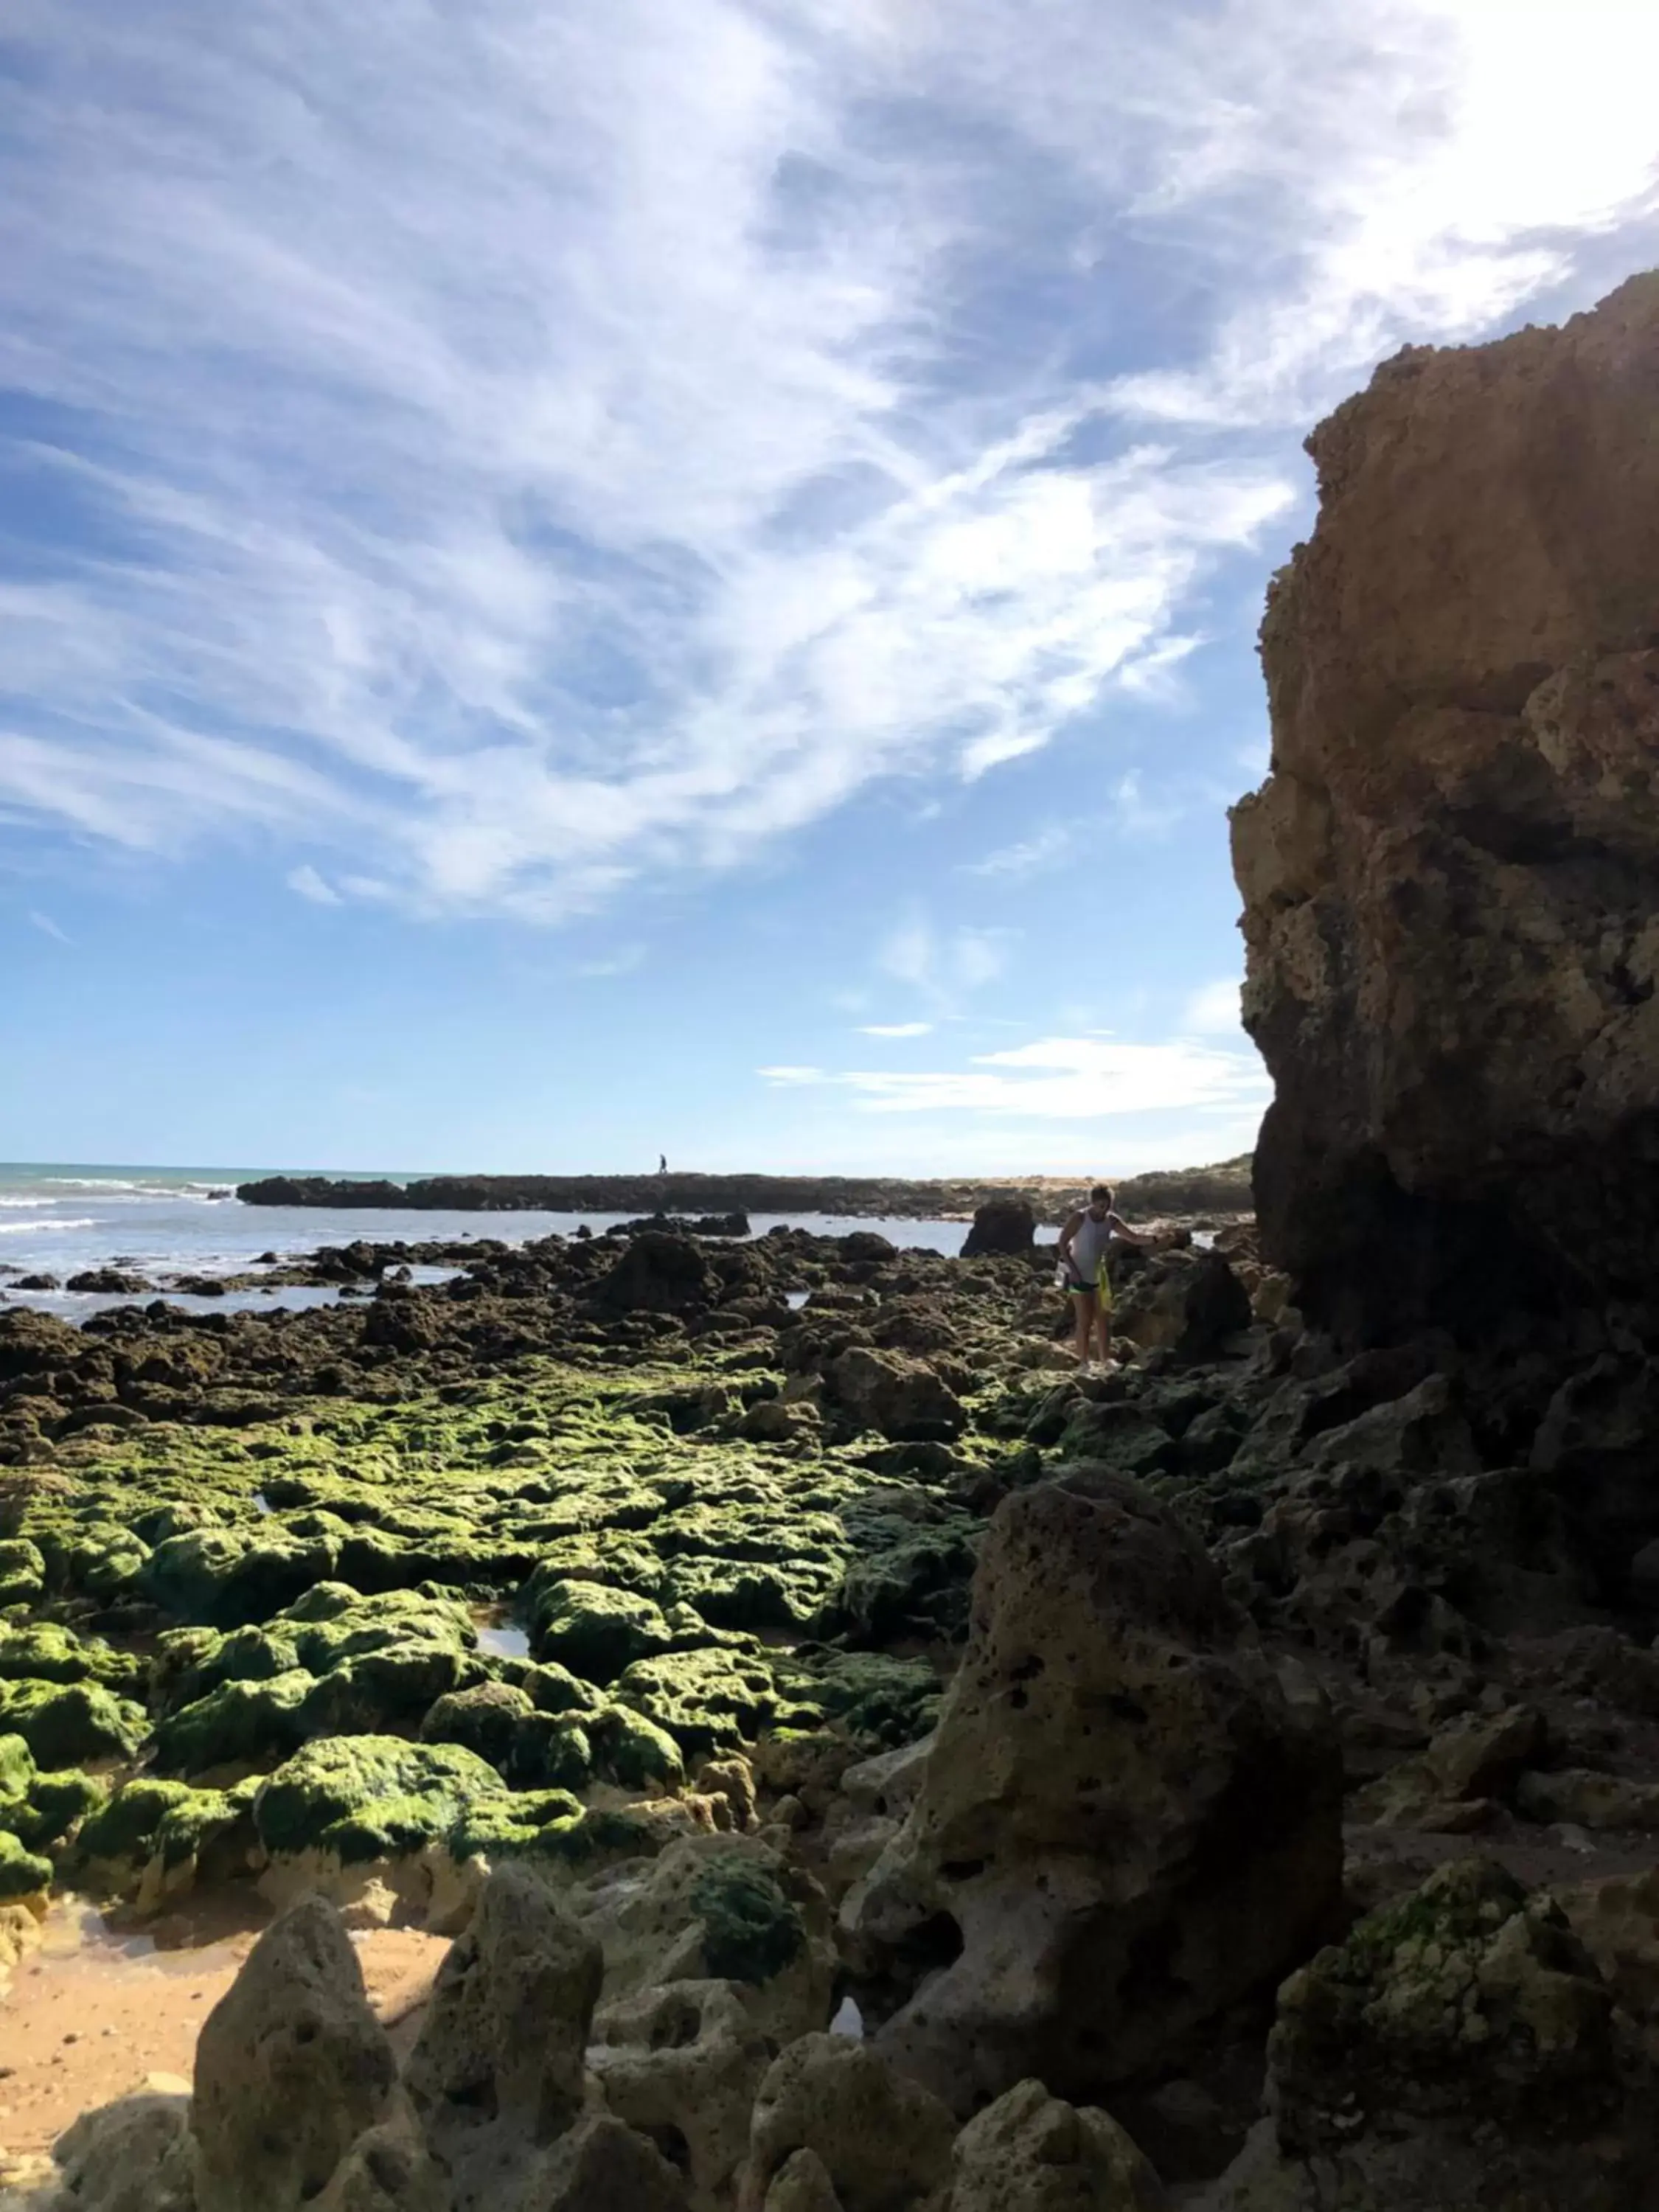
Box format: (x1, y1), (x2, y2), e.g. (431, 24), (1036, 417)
(0, 1217), (97, 1234)
(0, 1197), (58, 1208)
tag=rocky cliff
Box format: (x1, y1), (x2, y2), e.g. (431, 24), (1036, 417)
(1233, 273), (1659, 1343)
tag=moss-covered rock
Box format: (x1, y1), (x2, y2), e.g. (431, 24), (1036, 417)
(504, 1712), (594, 1791)
(780, 1650), (942, 1750)
(0, 1677), (147, 1766)
(689, 1852), (804, 1984)
(254, 1736), (502, 1865)
(0, 1538), (45, 1608)
(142, 1523), (346, 1627)
(586, 1703), (686, 1792)
(613, 1646), (779, 1756)
(0, 1623), (145, 1694)
(0, 1828), (52, 1901)
(77, 1775), (252, 1879)
(420, 1681), (533, 1768)
(521, 1661), (606, 1717)
(528, 1577), (681, 1682)
(0, 1731), (105, 1856)
(153, 1668), (315, 1776)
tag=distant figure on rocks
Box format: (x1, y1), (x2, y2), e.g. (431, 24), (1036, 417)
(658, 1154), (667, 1175)
(1057, 1183), (1149, 1373)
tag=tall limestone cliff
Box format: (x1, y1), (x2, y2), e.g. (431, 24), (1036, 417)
(1233, 272), (1659, 1343)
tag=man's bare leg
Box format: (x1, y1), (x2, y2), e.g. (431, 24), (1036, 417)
(1072, 1290), (1094, 1366)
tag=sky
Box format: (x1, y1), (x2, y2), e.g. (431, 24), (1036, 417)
(4, 0), (1658, 1176)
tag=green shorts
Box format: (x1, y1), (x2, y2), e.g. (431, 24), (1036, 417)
(1068, 1271), (1112, 1310)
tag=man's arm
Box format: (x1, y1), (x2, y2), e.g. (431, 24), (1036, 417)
(1106, 1211), (1150, 1248)
(1057, 1210), (1083, 1264)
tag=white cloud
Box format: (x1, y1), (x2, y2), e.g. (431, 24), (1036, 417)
(1182, 978), (1243, 1035)
(27, 909), (72, 945)
(287, 863), (341, 905)
(877, 914), (1013, 1006)
(757, 1065), (827, 1086)
(0, 2), (1653, 917)
(770, 1031), (1270, 1120)
(574, 945), (647, 978)
(858, 1020), (934, 1037)
(961, 826), (1072, 880)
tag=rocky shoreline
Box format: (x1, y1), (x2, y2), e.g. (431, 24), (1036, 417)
(6, 279), (1659, 2210)
(234, 1161), (1255, 1225)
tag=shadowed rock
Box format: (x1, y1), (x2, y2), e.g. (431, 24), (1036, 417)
(404, 1861), (602, 2211)
(847, 1470), (1342, 2113)
(192, 1893), (398, 2212)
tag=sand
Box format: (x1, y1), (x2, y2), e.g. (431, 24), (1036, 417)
(0, 1896), (445, 2161)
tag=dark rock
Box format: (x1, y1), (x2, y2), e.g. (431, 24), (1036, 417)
(959, 1200), (1036, 1260)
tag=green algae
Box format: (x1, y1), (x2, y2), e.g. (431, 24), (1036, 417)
(77, 1775), (252, 1877)
(420, 1680), (533, 1767)
(690, 1854), (804, 1984)
(254, 1735), (503, 1865)
(0, 1677), (146, 1766)
(0, 1540), (44, 1607)
(0, 1829), (52, 1900)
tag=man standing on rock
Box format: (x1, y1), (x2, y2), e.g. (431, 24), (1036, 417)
(1057, 1183), (1148, 1372)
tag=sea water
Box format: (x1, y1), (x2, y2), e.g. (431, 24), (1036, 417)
(0, 1161), (1016, 1320)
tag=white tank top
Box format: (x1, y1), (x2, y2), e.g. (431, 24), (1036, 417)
(1071, 1211), (1112, 1281)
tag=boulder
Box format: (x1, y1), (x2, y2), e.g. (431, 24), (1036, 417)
(1211, 1856), (1658, 2210)
(589, 1978), (773, 2212)
(947, 2079), (1168, 2211)
(597, 1231), (715, 1316)
(308, 2108), (451, 2211)
(516, 2114), (690, 2211)
(192, 1893), (398, 2212)
(846, 1471), (1342, 2113)
(404, 1860), (602, 2211)
(48, 2092), (197, 2212)
(762, 2149), (845, 2212)
(826, 1349), (965, 1443)
(571, 1832), (835, 2044)
(1232, 272), (1659, 1343)
(959, 1201), (1036, 1260)
(1112, 1249), (1251, 1361)
(739, 2033), (957, 2212)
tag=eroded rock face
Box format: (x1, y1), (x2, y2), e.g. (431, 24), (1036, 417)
(1210, 1856), (1659, 2211)
(846, 1472), (1342, 2114)
(1233, 272), (1659, 1343)
(404, 1860), (602, 2211)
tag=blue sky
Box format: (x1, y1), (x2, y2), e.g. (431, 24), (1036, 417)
(4, 0), (1658, 1175)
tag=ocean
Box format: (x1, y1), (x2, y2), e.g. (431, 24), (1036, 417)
(0, 1163), (990, 1321)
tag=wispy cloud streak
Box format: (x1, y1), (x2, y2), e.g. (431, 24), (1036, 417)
(0, 1), (1653, 917)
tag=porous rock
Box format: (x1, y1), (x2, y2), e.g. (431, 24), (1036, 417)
(192, 1893), (397, 2212)
(1209, 1856), (1658, 2211)
(948, 2079), (1168, 2211)
(846, 1470), (1342, 2113)
(739, 2032), (957, 2212)
(1233, 271), (1659, 1344)
(588, 1978), (773, 2212)
(403, 1860), (602, 2212)
(49, 2092), (197, 2212)
(515, 2113), (690, 2211)
(572, 1832), (834, 2042)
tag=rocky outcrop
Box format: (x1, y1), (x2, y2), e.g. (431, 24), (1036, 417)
(192, 1894), (400, 2212)
(1233, 273), (1659, 1343)
(959, 1202), (1036, 1261)
(403, 1862), (602, 2210)
(845, 1470), (1343, 2114)
(235, 1167), (1248, 1225)
(1207, 1856), (1659, 2210)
